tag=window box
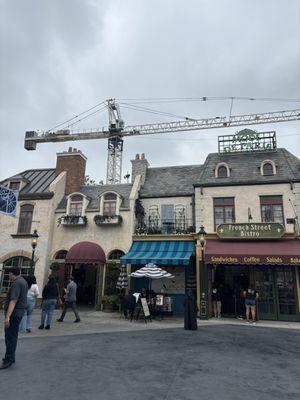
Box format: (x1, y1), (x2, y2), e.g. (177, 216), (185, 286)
(58, 215), (87, 226)
(94, 214), (123, 226)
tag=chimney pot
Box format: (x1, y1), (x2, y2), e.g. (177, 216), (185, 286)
(135, 154), (140, 160)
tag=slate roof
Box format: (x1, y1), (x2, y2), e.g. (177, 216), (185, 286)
(140, 165), (204, 197)
(1, 169), (56, 194)
(57, 184), (133, 210)
(197, 148), (300, 186)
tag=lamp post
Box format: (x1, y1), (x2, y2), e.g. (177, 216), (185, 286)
(198, 225), (208, 320)
(30, 229), (39, 275)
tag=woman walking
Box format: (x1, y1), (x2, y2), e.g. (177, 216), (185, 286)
(19, 276), (39, 333)
(39, 276), (59, 330)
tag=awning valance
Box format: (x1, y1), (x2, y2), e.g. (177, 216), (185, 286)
(120, 241), (195, 266)
(205, 239), (300, 265)
(65, 241), (106, 264)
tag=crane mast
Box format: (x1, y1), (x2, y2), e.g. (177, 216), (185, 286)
(24, 105), (300, 184)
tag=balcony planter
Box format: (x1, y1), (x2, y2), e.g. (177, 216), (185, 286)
(58, 215), (88, 226)
(94, 214), (123, 226)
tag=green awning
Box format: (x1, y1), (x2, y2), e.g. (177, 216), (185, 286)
(120, 241), (195, 266)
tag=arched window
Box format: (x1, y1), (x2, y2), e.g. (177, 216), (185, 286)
(1, 256), (31, 294)
(108, 249), (125, 261)
(69, 194), (83, 216)
(18, 204), (34, 234)
(262, 162), (274, 176)
(217, 165), (228, 178)
(55, 250), (68, 260)
(103, 193), (117, 217)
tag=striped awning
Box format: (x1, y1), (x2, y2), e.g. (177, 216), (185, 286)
(120, 241), (195, 266)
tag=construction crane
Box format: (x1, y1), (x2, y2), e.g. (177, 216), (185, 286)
(24, 100), (300, 184)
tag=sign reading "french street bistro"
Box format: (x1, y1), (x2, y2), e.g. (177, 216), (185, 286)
(217, 223), (285, 240)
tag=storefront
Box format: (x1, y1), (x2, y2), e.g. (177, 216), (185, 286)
(121, 240), (195, 315)
(205, 239), (300, 321)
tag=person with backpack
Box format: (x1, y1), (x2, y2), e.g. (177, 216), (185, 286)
(244, 286), (259, 324)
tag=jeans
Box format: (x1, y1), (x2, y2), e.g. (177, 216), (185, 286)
(19, 297), (36, 332)
(4, 316), (22, 363)
(41, 299), (57, 326)
(59, 301), (80, 321)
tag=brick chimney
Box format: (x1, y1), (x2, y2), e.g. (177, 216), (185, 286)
(55, 147), (87, 194)
(131, 153), (149, 185)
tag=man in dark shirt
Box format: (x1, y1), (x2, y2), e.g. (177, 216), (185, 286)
(1, 267), (28, 369)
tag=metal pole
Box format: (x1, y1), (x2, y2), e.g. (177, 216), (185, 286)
(30, 248), (35, 275)
(199, 247), (208, 320)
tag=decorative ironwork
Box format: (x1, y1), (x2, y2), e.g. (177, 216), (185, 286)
(218, 129), (277, 154)
(94, 214), (123, 226)
(58, 215), (87, 226)
(135, 218), (195, 235)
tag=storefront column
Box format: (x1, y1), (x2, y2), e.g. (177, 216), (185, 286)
(295, 266), (300, 312)
(95, 263), (105, 310)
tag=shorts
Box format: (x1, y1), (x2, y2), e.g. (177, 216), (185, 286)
(245, 299), (255, 307)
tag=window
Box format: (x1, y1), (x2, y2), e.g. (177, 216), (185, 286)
(262, 163), (274, 176)
(9, 181), (20, 191)
(1, 257), (31, 294)
(103, 193), (117, 216)
(108, 249), (125, 261)
(260, 195), (284, 224)
(217, 166), (228, 178)
(18, 204), (34, 234)
(213, 198), (235, 230)
(148, 205), (160, 229)
(69, 195), (83, 216)
(55, 250), (68, 260)
(174, 205), (186, 230)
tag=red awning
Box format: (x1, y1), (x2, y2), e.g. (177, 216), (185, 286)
(65, 241), (106, 264)
(205, 240), (300, 265)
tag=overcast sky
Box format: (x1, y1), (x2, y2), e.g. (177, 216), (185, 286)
(1, 0), (300, 183)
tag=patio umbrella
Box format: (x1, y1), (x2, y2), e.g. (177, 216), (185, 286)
(130, 263), (174, 279)
(116, 264), (128, 290)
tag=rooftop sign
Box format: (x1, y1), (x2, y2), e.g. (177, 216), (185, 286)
(217, 223), (284, 240)
(218, 129), (277, 154)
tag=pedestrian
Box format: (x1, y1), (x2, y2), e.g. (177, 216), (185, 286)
(244, 286), (259, 324)
(39, 276), (59, 330)
(123, 290), (136, 320)
(1, 267), (28, 369)
(19, 275), (39, 333)
(184, 290), (197, 330)
(212, 284), (222, 318)
(57, 276), (80, 323)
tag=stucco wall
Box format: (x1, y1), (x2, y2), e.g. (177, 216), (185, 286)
(195, 183), (296, 234)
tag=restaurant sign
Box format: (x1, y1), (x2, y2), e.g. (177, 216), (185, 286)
(217, 223), (285, 240)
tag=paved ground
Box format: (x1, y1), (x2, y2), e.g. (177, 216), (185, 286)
(0, 311), (299, 400)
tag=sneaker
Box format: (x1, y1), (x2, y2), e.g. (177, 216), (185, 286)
(57, 319), (63, 322)
(252, 321), (257, 325)
(246, 320), (250, 324)
(0, 361), (13, 369)
(26, 329), (31, 333)
(74, 319), (80, 323)
(38, 324), (44, 330)
(45, 325), (50, 330)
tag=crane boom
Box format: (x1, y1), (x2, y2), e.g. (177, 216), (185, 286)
(24, 106), (300, 184)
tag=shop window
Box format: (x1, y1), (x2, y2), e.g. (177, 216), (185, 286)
(108, 249), (125, 261)
(69, 194), (83, 216)
(1, 256), (31, 294)
(260, 195), (284, 224)
(17, 204), (34, 234)
(9, 181), (20, 191)
(103, 193), (117, 217)
(55, 250), (68, 260)
(213, 197), (235, 230)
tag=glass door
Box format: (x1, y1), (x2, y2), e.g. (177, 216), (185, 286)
(275, 267), (299, 321)
(254, 267), (276, 320)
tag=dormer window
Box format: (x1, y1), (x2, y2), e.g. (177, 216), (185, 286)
(69, 194), (83, 216)
(261, 160), (276, 176)
(215, 163), (230, 178)
(9, 181), (20, 191)
(103, 193), (117, 217)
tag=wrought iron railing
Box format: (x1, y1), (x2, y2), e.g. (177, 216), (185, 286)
(135, 218), (195, 235)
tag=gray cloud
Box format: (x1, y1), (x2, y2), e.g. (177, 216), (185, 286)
(1, 0), (299, 182)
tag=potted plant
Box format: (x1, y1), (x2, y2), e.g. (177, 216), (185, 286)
(100, 295), (120, 312)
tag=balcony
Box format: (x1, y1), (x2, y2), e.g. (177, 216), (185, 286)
(58, 215), (87, 227)
(94, 214), (123, 226)
(135, 218), (195, 235)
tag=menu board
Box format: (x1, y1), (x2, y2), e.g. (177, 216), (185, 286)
(141, 298), (150, 317)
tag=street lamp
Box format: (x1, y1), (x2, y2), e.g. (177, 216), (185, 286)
(30, 229), (39, 274)
(198, 225), (208, 320)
